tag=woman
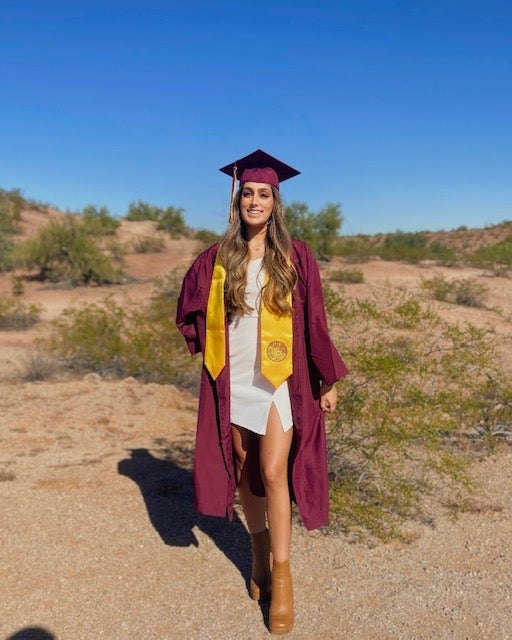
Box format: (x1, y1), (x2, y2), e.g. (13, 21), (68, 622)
(176, 149), (348, 635)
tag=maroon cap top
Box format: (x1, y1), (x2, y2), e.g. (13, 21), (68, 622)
(219, 149), (300, 190)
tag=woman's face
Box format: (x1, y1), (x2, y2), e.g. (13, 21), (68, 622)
(239, 182), (274, 230)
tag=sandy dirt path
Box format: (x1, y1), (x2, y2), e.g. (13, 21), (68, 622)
(1, 377), (511, 640)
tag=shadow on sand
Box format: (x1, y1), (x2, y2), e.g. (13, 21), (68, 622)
(117, 445), (253, 587)
(5, 628), (56, 640)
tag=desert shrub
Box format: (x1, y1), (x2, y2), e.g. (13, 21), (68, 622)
(156, 206), (186, 237)
(14, 216), (122, 285)
(11, 274), (25, 295)
(469, 235), (512, 271)
(334, 236), (375, 262)
(428, 241), (457, 265)
(132, 235), (166, 254)
(0, 298), (41, 330)
(330, 268), (364, 284)
(103, 238), (127, 263)
(285, 201), (343, 260)
(125, 200), (161, 222)
(40, 274), (199, 390)
(124, 200), (185, 237)
(0, 232), (14, 271)
(420, 274), (452, 302)
(195, 228), (220, 246)
(380, 231), (429, 263)
(80, 205), (120, 236)
(0, 205), (18, 234)
(421, 274), (489, 308)
(324, 282), (509, 540)
(0, 191), (22, 271)
(0, 188), (24, 227)
(22, 350), (59, 382)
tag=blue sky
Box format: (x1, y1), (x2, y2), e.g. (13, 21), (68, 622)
(1, 0), (511, 235)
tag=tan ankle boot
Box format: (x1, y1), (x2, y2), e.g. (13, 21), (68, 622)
(249, 529), (272, 602)
(269, 559), (294, 635)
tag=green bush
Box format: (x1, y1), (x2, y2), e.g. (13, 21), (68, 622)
(285, 201), (343, 260)
(80, 205), (120, 236)
(125, 200), (162, 222)
(156, 206), (186, 236)
(421, 274), (489, 308)
(0, 298), (41, 330)
(469, 235), (512, 271)
(0, 190), (23, 271)
(324, 282), (508, 540)
(429, 241), (457, 265)
(334, 235), (376, 262)
(132, 235), (166, 254)
(124, 200), (186, 237)
(0, 232), (14, 271)
(329, 268), (364, 284)
(195, 228), (220, 247)
(0, 188), (24, 227)
(40, 275), (199, 390)
(380, 231), (429, 263)
(14, 216), (122, 285)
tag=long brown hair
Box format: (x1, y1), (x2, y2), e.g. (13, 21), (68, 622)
(217, 185), (297, 316)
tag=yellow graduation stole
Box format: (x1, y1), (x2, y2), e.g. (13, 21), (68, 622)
(204, 255), (293, 387)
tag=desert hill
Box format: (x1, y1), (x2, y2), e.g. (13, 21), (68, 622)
(1, 204), (511, 379)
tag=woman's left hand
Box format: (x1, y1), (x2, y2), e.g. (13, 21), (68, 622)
(320, 383), (337, 413)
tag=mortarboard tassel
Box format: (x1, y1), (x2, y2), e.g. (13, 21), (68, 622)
(229, 163), (238, 224)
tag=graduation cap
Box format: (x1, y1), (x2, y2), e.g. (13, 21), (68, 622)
(219, 149), (300, 190)
(220, 149), (300, 223)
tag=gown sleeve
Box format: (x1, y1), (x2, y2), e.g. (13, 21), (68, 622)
(176, 260), (205, 356)
(301, 241), (349, 385)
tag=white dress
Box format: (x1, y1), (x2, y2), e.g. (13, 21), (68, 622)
(229, 258), (293, 435)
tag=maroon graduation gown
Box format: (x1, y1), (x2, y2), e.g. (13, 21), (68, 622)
(176, 239), (348, 530)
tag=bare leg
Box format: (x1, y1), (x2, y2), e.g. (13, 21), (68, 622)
(231, 424), (267, 534)
(259, 403), (293, 563)
(232, 423), (272, 601)
(261, 404), (295, 634)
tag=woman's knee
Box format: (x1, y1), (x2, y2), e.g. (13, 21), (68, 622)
(260, 460), (288, 490)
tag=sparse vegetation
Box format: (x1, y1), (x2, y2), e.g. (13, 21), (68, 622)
(21, 350), (59, 382)
(469, 235), (512, 273)
(421, 274), (489, 308)
(10, 274), (25, 296)
(329, 267), (364, 284)
(13, 216), (122, 285)
(125, 200), (162, 222)
(40, 274), (199, 390)
(80, 205), (120, 236)
(324, 283), (511, 540)
(334, 235), (376, 263)
(132, 235), (166, 254)
(380, 231), (430, 263)
(125, 200), (186, 237)
(285, 201), (343, 260)
(0, 189), (23, 271)
(0, 298), (41, 330)
(195, 228), (220, 247)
